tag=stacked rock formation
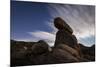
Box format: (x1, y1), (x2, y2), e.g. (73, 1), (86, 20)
(54, 17), (79, 49)
(53, 17), (81, 61)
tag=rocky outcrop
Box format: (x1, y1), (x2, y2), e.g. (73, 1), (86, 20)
(11, 17), (95, 66)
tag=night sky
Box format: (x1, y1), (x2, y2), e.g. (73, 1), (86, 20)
(11, 1), (95, 47)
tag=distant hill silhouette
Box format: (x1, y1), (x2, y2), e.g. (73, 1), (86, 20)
(79, 43), (95, 61)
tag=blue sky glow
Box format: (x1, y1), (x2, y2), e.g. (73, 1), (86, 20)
(11, 1), (95, 47)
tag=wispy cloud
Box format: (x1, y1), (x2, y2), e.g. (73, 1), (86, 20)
(27, 4), (95, 46)
(14, 3), (95, 47)
(28, 31), (55, 46)
(46, 4), (95, 46)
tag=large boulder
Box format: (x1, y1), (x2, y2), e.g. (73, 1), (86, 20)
(55, 44), (80, 59)
(54, 17), (73, 34)
(31, 40), (50, 55)
(48, 47), (79, 63)
(28, 44), (82, 65)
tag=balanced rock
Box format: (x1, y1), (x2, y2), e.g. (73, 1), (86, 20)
(54, 17), (73, 34)
(54, 17), (80, 57)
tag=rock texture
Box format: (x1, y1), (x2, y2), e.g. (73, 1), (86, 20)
(31, 40), (50, 55)
(54, 30), (78, 49)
